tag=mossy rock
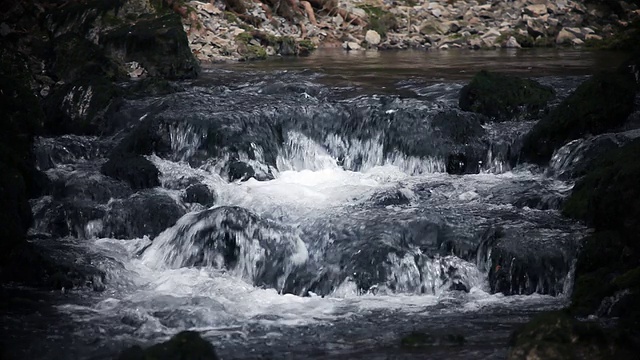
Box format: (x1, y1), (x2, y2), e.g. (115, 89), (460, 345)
(570, 267), (617, 316)
(508, 311), (614, 360)
(358, 5), (398, 38)
(459, 70), (554, 122)
(118, 331), (219, 360)
(562, 138), (640, 235)
(521, 72), (637, 165)
(101, 13), (200, 79)
(51, 34), (127, 83)
(400, 331), (465, 347)
(43, 76), (121, 135)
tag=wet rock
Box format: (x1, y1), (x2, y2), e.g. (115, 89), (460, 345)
(117, 331), (219, 360)
(50, 171), (132, 203)
(521, 72), (637, 165)
(401, 331), (465, 347)
(227, 161), (256, 182)
(101, 13), (200, 80)
(183, 184), (215, 207)
(43, 76), (120, 135)
(50, 34), (126, 83)
(142, 206), (305, 288)
(101, 155), (160, 190)
(459, 70), (555, 122)
(343, 41), (362, 51)
(487, 180), (565, 210)
(32, 199), (105, 239)
(476, 224), (579, 296)
(102, 190), (186, 239)
(508, 311), (619, 360)
(548, 129), (640, 180)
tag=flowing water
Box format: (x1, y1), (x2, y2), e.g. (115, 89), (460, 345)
(1, 49), (630, 359)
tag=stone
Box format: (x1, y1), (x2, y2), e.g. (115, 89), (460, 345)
(118, 331), (219, 360)
(101, 155), (160, 190)
(524, 5), (548, 17)
(521, 72), (637, 165)
(0, 22), (11, 37)
(585, 34), (602, 41)
(505, 36), (521, 48)
(333, 15), (343, 27)
(571, 38), (584, 45)
(343, 41), (362, 51)
(365, 30), (381, 45)
(459, 70), (554, 122)
(556, 28), (576, 44)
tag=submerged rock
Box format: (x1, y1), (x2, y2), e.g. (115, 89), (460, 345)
(459, 70), (554, 122)
(401, 331), (465, 347)
(521, 72), (637, 165)
(508, 311), (623, 360)
(117, 331), (219, 360)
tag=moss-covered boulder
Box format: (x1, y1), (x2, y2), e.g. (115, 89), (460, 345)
(561, 139), (640, 322)
(43, 76), (121, 135)
(117, 331), (219, 360)
(51, 34), (126, 83)
(521, 72), (637, 165)
(563, 138), (640, 235)
(459, 70), (554, 122)
(508, 311), (621, 360)
(102, 13), (200, 79)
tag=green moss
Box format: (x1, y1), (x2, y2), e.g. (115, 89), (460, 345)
(235, 31), (253, 44)
(522, 72), (637, 164)
(358, 5), (398, 38)
(297, 39), (316, 56)
(509, 311), (612, 360)
(224, 11), (239, 23)
(240, 44), (267, 61)
(459, 70), (554, 122)
(496, 31), (536, 48)
(613, 267), (640, 290)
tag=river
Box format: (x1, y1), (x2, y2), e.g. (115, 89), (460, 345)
(0, 48), (629, 359)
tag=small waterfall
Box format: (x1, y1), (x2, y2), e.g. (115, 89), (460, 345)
(168, 122), (206, 162)
(141, 206), (309, 291)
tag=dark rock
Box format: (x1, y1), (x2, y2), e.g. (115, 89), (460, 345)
(475, 225), (579, 296)
(101, 13), (200, 80)
(32, 199), (105, 239)
(487, 180), (566, 210)
(508, 311), (620, 360)
(401, 331), (465, 347)
(117, 331), (219, 360)
(0, 49), (43, 268)
(227, 160), (255, 181)
(50, 34), (125, 83)
(183, 184), (215, 207)
(102, 190), (186, 239)
(459, 70), (554, 122)
(446, 153), (468, 175)
(101, 155), (160, 190)
(125, 77), (184, 98)
(43, 76), (120, 135)
(50, 170), (132, 203)
(370, 188), (412, 206)
(548, 129), (640, 180)
(521, 72), (637, 165)
(563, 138), (640, 235)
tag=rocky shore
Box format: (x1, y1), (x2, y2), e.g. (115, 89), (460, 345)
(181, 0), (640, 62)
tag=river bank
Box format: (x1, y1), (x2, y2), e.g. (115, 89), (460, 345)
(181, 0), (640, 62)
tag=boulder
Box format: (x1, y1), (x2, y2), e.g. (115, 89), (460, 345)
(102, 190), (187, 239)
(508, 312), (620, 360)
(101, 154), (160, 190)
(101, 13), (200, 80)
(118, 331), (219, 360)
(524, 5), (548, 17)
(459, 70), (555, 122)
(365, 30), (381, 45)
(521, 72), (637, 165)
(183, 184), (216, 207)
(556, 28), (576, 44)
